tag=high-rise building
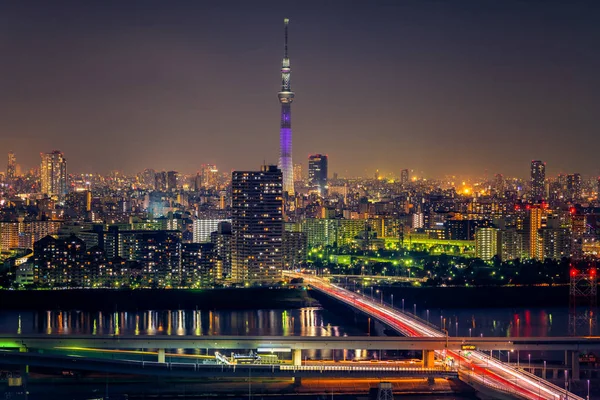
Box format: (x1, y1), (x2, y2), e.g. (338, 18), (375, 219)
(475, 227), (500, 261)
(308, 154), (328, 195)
(494, 173), (504, 194)
(200, 164), (219, 190)
(400, 169), (409, 185)
(6, 151), (16, 182)
(539, 217), (571, 260)
(278, 19), (295, 196)
(40, 150), (68, 200)
(530, 160), (545, 200)
(211, 221), (232, 281)
(566, 173), (582, 202)
(231, 165), (283, 282)
(166, 171), (178, 192)
(154, 172), (167, 191)
(597, 177), (600, 202)
(528, 205), (545, 259)
(499, 228), (526, 261)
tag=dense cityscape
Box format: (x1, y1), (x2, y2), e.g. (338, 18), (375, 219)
(0, 146), (598, 289)
(0, 11), (598, 289)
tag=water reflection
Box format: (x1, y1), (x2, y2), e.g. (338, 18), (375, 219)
(0, 307), (360, 338)
(415, 307), (597, 337)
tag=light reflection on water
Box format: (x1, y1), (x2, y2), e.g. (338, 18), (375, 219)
(0, 307), (357, 337)
(413, 307), (597, 338)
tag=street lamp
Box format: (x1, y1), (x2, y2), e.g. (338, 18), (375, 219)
(469, 328), (472, 337)
(565, 369), (569, 400)
(543, 360), (546, 379)
(587, 379), (590, 400)
(413, 304), (416, 315)
(426, 309), (429, 323)
(528, 354), (531, 370)
(371, 286), (374, 300)
(402, 299), (405, 312)
(391, 294), (394, 309)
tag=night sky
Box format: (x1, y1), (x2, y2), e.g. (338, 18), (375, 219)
(0, 0), (598, 178)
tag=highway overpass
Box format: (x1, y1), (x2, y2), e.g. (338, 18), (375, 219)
(0, 350), (457, 380)
(1, 334), (599, 352)
(286, 271), (587, 400)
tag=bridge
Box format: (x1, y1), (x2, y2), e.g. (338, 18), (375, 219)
(328, 274), (426, 283)
(286, 271), (589, 400)
(0, 351), (456, 380)
(1, 334), (599, 352)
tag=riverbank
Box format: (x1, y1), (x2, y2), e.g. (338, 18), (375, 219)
(0, 288), (318, 311)
(0, 285), (571, 312)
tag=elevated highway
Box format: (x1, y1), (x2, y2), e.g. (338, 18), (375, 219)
(0, 350), (456, 380)
(286, 272), (587, 400)
(0, 334), (598, 352)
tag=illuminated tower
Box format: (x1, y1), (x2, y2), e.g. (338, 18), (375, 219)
(40, 150), (68, 200)
(278, 18), (295, 196)
(308, 154), (328, 196)
(530, 160), (545, 200)
(6, 151), (16, 182)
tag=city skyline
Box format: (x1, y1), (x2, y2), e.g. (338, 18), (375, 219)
(0, 1), (598, 177)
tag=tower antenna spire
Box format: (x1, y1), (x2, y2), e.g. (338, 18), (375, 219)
(284, 18), (289, 59)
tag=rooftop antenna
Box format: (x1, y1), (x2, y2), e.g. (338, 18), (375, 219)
(284, 18), (289, 59)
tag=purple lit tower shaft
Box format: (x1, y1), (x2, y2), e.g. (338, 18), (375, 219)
(278, 18), (295, 196)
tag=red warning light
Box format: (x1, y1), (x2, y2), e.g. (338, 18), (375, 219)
(591, 269), (597, 276)
(569, 207), (576, 214)
(570, 269), (578, 277)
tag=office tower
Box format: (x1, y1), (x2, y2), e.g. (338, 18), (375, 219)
(154, 172), (167, 191)
(566, 173), (582, 202)
(201, 164), (219, 190)
(475, 227), (500, 261)
(530, 160), (545, 200)
(494, 174), (504, 194)
(308, 154), (328, 195)
(141, 168), (156, 188)
(40, 150), (68, 200)
(231, 165), (283, 282)
(528, 205), (544, 259)
(278, 19), (295, 196)
(6, 151), (16, 182)
(400, 169), (409, 185)
(211, 221), (232, 280)
(166, 171), (178, 191)
(597, 177), (600, 202)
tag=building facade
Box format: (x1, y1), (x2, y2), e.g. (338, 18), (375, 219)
(40, 150), (68, 200)
(231, 165), (283, 283)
